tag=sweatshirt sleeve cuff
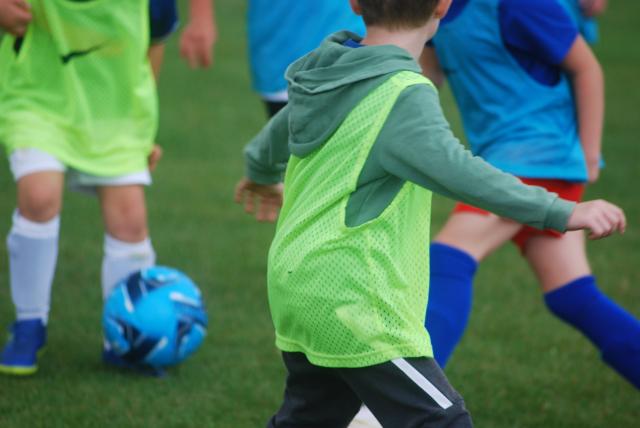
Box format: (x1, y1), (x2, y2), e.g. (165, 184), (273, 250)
(245, 159), (284, 185)
(544, 197), (576, 232)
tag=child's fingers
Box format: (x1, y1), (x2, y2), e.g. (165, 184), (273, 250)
(265, 198), (280, 222)
(256, 197), (278, 223)
(587, 216), (609, 240)
(198, 47), (212, 68)
(233, 182), (246, 204)
(244, 193), (256, 215)
(615, 206), (627, 234)
(179, 42), (197, 69)
(602, 204), (626, 235)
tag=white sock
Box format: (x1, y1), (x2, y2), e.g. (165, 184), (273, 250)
(7, 210), (60, 324)
(101, 234), (156, 300)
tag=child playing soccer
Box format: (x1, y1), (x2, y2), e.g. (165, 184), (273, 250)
(235, 0), (626, 425)
(421, 0), (639, 389)
(0, 0), (158, 375)
(148, 0), (216, 79)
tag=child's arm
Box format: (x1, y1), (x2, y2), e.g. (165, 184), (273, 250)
(180, 0), (217, 68)
(0, 0), (31, 37)
(562, 36), (604, 183)
(235, 105), (291, 222)
(376, 86), (624, 238)
(419, 46), (445, 88)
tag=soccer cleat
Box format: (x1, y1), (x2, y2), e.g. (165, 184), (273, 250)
(0, 319), (47, 376)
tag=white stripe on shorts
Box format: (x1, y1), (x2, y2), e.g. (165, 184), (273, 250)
(391, 358), (453, 409)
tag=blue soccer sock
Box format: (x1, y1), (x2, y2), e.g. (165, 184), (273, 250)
(544, 276), (640, 389)
(425, 242), (478, 368)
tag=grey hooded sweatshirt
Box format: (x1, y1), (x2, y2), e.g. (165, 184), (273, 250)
(244, 31), (574, 231)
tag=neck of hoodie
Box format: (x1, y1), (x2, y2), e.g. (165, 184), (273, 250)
(284, 31), (422, 158)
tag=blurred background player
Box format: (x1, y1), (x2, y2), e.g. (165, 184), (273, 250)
(145, 0), (217, 179)
(235, 0), (626, 424)
(421, 0), (640, 389)
(148, 0), (217, 80)
(0, 0), (158, 375)
(246, 0), (365, 117)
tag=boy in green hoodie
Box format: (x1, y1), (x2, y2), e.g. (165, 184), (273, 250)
(234, 0), (626, 426)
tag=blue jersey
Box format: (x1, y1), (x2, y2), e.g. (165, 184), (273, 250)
(247, 0), (365, 96)
(433, 0), (587, 181)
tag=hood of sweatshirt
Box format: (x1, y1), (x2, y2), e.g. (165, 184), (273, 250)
(285, 31), (422, 158)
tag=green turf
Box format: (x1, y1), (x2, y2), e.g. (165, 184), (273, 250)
(0, 1), (638, 427)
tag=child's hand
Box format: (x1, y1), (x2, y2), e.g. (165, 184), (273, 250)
(148, 145), (163, 172)
(567, 200), (626, 239)
(179, 17), (217, 69)
(0, 0), (32, 37)
(234, 178), (283, 223)
(581, 0), (607, 17)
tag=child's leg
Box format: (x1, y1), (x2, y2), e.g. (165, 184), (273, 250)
(267, 352), (362, 428)
(9, 171), (64, 323)
(98, 185), (155, 300)
(148, 43), (166, 80)
(342, 357), (472, 427)
(1, 171), (64, 374)
(526, 231), (640, 388)
(426, 212), (520, 367)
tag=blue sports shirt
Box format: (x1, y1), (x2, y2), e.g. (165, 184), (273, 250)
(441, 0), (579, 85)
(247, 0), (365, 96)
(433, 0), (588, 181)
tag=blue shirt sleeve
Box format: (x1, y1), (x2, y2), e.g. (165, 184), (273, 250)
(499, 0), (579, 65)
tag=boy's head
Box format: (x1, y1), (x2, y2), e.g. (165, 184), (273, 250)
(351, 0), (451, 29)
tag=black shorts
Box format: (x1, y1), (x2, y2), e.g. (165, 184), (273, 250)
(268, 352), (472, 428)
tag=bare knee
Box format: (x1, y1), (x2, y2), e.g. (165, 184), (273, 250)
(17, 172), (64, 222)
(99, 186), (149, 242)
(525, 232), (592, 292)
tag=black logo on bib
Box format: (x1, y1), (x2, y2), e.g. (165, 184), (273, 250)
(60, 44), (105, 65)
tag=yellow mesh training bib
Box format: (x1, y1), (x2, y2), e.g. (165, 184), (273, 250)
(268, 71), (434, 368)
(0, 0), (157, 176)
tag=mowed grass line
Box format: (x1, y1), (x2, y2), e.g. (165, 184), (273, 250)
(0, 1), (638, 427)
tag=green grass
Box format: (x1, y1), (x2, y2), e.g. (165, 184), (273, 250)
(0, 1), (639, 427)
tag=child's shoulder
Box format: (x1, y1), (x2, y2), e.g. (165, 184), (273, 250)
(498, 0), (578, 66)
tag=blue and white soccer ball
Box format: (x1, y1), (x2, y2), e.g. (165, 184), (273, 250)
(103, 266), (208, 368)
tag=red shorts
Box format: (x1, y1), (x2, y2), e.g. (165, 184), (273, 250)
(453, 178), (585, 253)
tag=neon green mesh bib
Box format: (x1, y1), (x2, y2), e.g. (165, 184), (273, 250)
(268, 71), (434, 368)
(0, 0), (157, 176)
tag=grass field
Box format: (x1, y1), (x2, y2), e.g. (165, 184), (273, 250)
(1, 2), (639, 427)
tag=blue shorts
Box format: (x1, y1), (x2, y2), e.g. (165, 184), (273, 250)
(149, 0), (179, 43)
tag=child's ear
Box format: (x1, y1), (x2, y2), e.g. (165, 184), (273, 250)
(350, 0), (363, 16)
(435, 0), (453, 19)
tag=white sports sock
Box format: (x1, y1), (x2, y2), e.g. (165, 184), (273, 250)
(101, 234), (156, 300)
(7, 210), (60, 324)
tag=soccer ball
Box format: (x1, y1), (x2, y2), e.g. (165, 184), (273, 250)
(103, 266), (208, 368)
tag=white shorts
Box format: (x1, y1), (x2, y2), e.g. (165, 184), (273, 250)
(260, 89), (289, 102)
(9, 148), (151, 194)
